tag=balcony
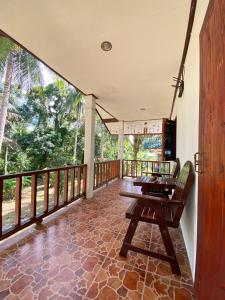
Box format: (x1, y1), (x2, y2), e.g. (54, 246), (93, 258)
(0, 162), (193, 299)
(0, 1), (222, 299)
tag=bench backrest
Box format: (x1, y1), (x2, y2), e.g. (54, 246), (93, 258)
(171, 161), (195, 226)
(171, 158), (180, 178)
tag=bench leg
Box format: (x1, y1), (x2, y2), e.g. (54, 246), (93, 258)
(119, 204), (143, 257)
(156, 207), (181, 275)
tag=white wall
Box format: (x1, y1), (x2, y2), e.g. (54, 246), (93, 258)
(172, 0), (209, 278)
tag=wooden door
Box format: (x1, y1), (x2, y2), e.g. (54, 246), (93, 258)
(195, 0), (225, 299)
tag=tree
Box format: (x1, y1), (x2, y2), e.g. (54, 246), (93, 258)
(71, 93), (84, 163)
(14, 80), (84, 170)
(126, 135), (144, 176)
(0, 36), (43, 152)
(132, 135), (143, 160)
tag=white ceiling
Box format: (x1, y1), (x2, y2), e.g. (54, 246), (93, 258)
(0, 0), (190, 121)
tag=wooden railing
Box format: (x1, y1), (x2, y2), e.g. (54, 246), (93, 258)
(0, 164), (87, 240)
(94, 160), (120, 189)
(122, 159), (170, 178)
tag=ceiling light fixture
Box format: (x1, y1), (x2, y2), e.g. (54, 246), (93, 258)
(140, 108), (146, 111)
(101, 41), (112, 51)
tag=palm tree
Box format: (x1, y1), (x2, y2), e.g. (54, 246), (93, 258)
(72, 93), (84, 163)
(130, 135), (143, 176)
(51, 79), (84, 164)
(0, 36), (43, 152)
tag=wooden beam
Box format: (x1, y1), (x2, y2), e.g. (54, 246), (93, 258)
(169, 0), (197, 119)
(95, 109), (111, 134)
(102, 118), (118, 123)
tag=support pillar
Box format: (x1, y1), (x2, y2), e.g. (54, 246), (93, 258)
(84, 95), (96, 198)
(118, 121), (124, 178)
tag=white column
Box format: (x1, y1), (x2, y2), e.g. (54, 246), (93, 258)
(117, 121), (124, 178)
(84, 95), (96, 198)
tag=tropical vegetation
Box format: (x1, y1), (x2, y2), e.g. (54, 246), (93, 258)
(0, 35), (159, 178)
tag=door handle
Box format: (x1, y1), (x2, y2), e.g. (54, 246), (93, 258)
(194, 152), (202, 174)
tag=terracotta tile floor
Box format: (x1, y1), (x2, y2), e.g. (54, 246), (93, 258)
(0, 179), (194, 300)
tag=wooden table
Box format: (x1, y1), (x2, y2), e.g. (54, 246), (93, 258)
(133, 176), (176, 194)
(142, 171), (171, 177)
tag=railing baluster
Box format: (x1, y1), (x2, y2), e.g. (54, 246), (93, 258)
(31, 174), (37, 220)
(121, 160), (172, 177)
(93, 164), (96, 188)
(0, 179), (3, 236)
(63, 169), (68, 204)
(44, 172), (49, 213)
(74, 167), (77, 197)
(93, 160), (120, 189)
(0, 164), (87, 240)
(83, 166), (87, 194)
(100, 163), (102, 185)
(54, 170), (59, 208)
(96, 164), (98, 187)
(104, 163), (106, 183)
(77, 167), (81, 196)
(70, 168), (75, 200)
(15, 176), (22, 227)
(107, 163), (110, 182)
(110, 162), (112, 179)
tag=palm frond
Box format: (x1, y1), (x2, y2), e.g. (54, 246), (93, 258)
(0, 36), (14, 77)
(12, 49), (43, 90)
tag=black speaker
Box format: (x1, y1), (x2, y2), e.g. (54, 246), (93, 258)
(164, 119), (176, 161)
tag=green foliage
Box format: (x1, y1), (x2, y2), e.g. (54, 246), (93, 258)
(0, 77), (82, 174)
(0, 37), (157, 178)
(3, 179), (16, 201)
(3, 176), (31, 201)
(0, 77), (158, 178)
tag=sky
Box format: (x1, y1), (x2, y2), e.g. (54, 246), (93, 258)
(40, 63), (54, 86)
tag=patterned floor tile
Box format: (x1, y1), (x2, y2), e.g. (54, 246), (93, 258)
(86, 257), (145, 300)
(0, 179), (194, 299)
(151, 225), (186, 252)
(143, 272), (194, 300)
(148, 244), (193, 285)
(108, 235), (149, 271)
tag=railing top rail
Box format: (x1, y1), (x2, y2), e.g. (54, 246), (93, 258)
(123, 159), (170, 164)
(94, 160), (120, 164)
(0, 164), (87, 180)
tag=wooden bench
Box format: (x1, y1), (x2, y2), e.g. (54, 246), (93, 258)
(119, 161), (194, 275)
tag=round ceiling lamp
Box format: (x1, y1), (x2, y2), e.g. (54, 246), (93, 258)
(101, 41), (112, 51)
